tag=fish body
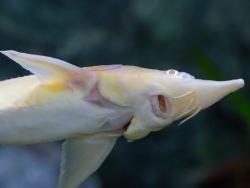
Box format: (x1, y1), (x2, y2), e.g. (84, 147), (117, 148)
(0, 51), (245, 188)
(0, 74), (131, 145)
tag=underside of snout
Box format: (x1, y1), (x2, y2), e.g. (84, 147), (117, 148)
(191, 79), (244, 110)
(165, 78), (245, 124)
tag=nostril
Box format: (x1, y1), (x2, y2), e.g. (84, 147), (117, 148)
(178, 72), (195, 79)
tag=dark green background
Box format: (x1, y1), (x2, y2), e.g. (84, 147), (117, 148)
(0, 0), (249, 188)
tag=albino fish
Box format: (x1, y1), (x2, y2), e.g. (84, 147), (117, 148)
(0, 50), (244, 188)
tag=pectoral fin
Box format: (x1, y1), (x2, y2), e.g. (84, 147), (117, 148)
(58, 134), (117, 188)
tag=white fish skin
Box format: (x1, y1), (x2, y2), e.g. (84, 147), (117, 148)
(0, 50), (244, 188)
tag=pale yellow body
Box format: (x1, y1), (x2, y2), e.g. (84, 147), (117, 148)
(0, 51), (244, 188)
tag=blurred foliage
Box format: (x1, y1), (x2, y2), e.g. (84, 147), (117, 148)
(191, 47), (250, 132)
(0, 0), (250, 188)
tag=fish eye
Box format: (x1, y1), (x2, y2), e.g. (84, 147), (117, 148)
(166, 69), (178, 76)
(166, 69), (195, 79)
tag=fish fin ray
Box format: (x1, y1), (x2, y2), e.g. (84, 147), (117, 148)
(58, 134), (117, 188)
(1, 50), (81, 80)
(1, 50), (96, 92)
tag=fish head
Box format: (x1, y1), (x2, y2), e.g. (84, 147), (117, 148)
(122, 68), (244, 142)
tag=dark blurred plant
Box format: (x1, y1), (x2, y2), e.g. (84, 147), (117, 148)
(191, 47), (250, 132)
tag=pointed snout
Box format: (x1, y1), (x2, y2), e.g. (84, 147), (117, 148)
(192, 79), (244, 109)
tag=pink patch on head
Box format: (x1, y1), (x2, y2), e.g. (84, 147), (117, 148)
(70, 78), (84, 86)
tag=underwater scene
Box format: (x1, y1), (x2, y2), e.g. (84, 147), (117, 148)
(0, 1), (249, 188)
